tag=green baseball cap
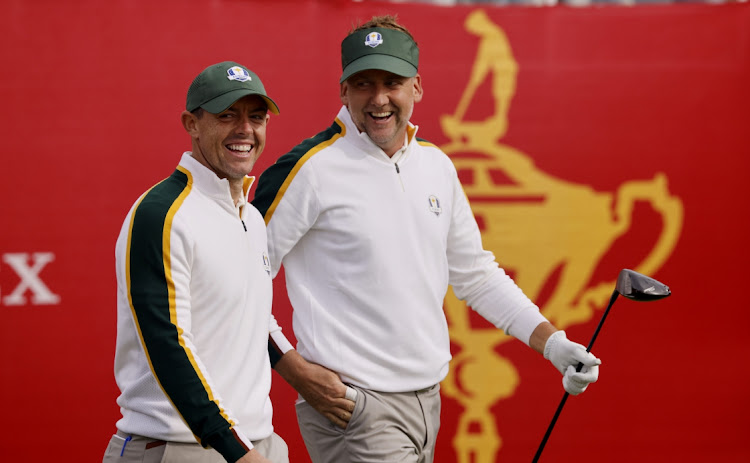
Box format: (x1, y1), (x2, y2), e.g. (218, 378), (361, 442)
(340, 27), (419, 83)
(186, 61), (280, 115)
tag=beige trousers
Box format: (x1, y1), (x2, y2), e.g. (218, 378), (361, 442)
(102, 430), (288, 463)
(296, 383), (441, 463)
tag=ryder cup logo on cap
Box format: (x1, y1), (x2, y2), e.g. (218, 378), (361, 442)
(365, 32), (383, 48)
(227, 66), (252, 82)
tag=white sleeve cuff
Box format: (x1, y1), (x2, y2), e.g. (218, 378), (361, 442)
(269, 329), (294, 355)
(507, 309), (548, 347)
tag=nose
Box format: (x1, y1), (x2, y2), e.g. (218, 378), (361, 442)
(235, 115), (253, 135)
(370, 83), (389, 107)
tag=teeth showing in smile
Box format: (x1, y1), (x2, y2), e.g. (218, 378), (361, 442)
(227, 144), (253, 152)
(371, 111), (392, 118)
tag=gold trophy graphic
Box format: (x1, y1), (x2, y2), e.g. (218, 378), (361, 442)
(440, 10), (684, 462)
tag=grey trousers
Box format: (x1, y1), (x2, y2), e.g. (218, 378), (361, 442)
(102, 430), (288, 463)
(296, 384), (441, 463)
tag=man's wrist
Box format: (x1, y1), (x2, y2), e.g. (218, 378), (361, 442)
(529, 321), (557, 354)
(273, 349), (307, 389)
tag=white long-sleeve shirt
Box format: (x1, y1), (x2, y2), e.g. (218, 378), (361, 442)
(253, 107), (546, 392)
(114, 153), (291, 461)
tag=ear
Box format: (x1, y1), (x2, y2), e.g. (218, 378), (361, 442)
(340, 82), (349, 106)
(181, 110), (199, 137)
(412, 74), (424, 104)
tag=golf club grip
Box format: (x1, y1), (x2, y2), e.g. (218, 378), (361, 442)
(574, 292), (618, 373)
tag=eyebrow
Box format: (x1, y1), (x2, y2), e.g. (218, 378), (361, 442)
(224, 105), (268, 114)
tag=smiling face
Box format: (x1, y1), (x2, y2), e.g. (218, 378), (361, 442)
(182, 94), (270, 184)
(340, 69), (423, 157)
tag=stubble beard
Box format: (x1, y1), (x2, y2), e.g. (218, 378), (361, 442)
(364, 112), (407, 152)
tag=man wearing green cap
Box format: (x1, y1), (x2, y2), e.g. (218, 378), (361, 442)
(254, 16), (601, 463)
(103, 62), (290, 463)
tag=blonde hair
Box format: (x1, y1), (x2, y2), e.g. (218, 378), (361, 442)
(349, 15), (417, 45)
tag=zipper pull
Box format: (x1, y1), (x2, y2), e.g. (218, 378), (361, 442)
(394, 162), (405, 192)
(241, 219), (247, 232)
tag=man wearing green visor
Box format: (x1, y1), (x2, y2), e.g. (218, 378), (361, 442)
(104, 62), (290, 463)
(254, 17), (601, 462)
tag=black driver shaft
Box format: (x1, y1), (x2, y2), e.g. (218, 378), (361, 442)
(531, 289), (619, 463)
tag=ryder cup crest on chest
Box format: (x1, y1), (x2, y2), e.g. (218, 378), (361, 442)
(428, 195), (442, 216)
(262, 251), (271, 276)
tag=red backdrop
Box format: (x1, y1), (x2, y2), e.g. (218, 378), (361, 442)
(1, 1), (748, 462)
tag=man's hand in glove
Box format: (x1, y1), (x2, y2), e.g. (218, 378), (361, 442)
(543, 330), (601, 395)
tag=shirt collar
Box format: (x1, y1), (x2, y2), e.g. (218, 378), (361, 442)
(179, 152), (253, 212)
(337, 106), (420, 162)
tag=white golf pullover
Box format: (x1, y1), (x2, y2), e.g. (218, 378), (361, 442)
(253, 106), (546, 392)
(114, 153), (292, 461)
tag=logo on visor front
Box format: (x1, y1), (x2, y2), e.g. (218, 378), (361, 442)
(365, 32), (383, 48)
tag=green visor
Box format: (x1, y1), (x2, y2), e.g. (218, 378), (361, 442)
(340, 27), (419, 83)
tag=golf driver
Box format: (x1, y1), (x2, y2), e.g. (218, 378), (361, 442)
(531, 269), (671, 462)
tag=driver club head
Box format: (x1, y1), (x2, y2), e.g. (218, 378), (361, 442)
(615, 269), (671, 301)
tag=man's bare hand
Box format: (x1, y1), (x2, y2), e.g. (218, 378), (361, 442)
(275, 350), (356, 428)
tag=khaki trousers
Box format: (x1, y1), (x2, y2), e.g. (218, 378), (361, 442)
(102, 430), (288, 463)
(296, 384), (441, 463)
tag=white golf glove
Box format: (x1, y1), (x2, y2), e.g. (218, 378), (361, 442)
(544, 330), (601, 396)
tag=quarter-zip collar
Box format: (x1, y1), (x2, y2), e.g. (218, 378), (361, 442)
(179, 152), (254, 218)
(337, 105), (419, 165)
